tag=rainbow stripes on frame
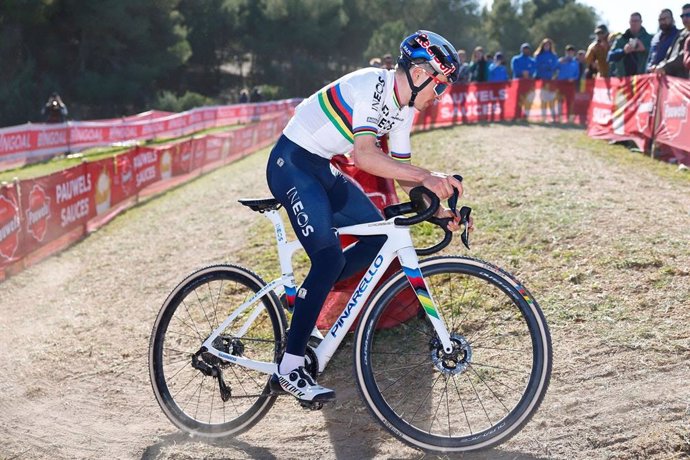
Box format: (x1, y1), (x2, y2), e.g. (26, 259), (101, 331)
(402, 266), (439, 319)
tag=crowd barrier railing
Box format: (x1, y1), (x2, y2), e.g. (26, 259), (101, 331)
(3, 75), (689, 281)
(0, 99), (301, 171)
(0, 111), (291, 280)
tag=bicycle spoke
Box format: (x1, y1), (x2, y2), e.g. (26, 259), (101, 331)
(471, 361), (528, 375)
(465, 371), (493, 426)
(193, 288), (215, 335)
(470, 365), (510, 413)
(452, 374), (473, 435)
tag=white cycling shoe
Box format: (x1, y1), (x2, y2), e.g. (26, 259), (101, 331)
(270, 366), (336, 402)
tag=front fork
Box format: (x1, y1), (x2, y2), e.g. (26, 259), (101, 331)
(397, 247), (455, 354)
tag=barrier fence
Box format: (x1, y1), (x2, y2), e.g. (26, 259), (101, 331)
(0, 99), (301, 171)
(1, 74), (688, 281)
(0, 112), (290, 280)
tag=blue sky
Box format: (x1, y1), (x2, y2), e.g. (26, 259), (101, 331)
(478, 1), (672, 35)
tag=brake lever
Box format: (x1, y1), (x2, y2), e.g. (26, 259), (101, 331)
(447, 174), (463, 215)
(459, 206), (472, 250)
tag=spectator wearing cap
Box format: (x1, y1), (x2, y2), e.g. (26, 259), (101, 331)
(648, 9), (680, 71)
(608, 12), (653, 76)
(655, 4), (690, 78)
(585, 24), (611, 77)
(488, 52), (509, 82)
(534, 38), (559, 80)
(468, 46), (490, 82)
(511, 42), (536, 79)
(557, 45), (580, 81)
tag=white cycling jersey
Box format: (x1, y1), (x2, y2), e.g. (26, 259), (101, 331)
(283, 68), (414, 162)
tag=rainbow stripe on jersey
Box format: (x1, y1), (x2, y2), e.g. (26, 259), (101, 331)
(402, 266), (439, 319)
(318, 84), (354, 142)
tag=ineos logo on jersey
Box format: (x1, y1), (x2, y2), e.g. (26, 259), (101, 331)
(371, 76), (385, 110)
(286, 187), (314, 237)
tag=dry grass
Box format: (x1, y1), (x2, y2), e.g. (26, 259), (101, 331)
(0, 124), (688, 459)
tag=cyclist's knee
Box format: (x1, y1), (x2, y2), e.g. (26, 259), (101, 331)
(310, 244), (346, 283)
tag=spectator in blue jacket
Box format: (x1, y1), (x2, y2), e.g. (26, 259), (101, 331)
(488, 52), (509, 82)
(648, 9), (680, 70)
(534, 38), (559, 79)
(556, 45), (580, 80)
(511, 43), (536, 79)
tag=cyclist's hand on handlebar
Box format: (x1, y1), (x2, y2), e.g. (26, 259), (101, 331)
(422, 172), (464, 200)
(434, 207), (462, 232)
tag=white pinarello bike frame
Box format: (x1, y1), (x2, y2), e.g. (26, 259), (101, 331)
(199, 208), (455, 375)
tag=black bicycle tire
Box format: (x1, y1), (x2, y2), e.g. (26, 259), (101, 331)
(149, 264), (287, 438)
(354, 256), (552, 453)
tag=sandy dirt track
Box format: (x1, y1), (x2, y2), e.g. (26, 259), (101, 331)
(1, 124), (689, 460)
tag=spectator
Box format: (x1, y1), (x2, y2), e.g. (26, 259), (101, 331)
(585, 24), (611, 77)
(382, 53), (395, 70)
(576, 49), (588, 79)
(250, 87), (263, 103)
(456, 50), (471, 83)
(556, 45), (580, 81)
(655, 4), (690, 78)
(488, 52), (509, 82)
(608, 12), (653, 76)
(369, 57), (382, 68)
(606, 32), (624, 76)
(648, 9), (680, 71)
(468, 46), (489, 82)
(511, 43), (536, 79)
(239, 89), (249, 103)
(41, 92), (68, 123)
(534, 38), (559, 80)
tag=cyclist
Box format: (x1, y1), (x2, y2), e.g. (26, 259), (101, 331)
(267, 30), (469, 403)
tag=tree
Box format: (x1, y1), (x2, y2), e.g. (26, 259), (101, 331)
(527, 2), (597, 52)
(483, 0), (531, 55)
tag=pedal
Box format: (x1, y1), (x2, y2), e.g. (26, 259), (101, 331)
(299, 400), (324, 411)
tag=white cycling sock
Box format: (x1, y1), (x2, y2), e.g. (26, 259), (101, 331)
(278, 352), (305, 374)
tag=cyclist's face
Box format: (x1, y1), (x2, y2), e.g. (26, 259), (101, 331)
(412, 66), (449, 110)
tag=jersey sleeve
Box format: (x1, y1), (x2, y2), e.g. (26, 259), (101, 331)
(348, 72), (385, 139)
(387, 112), (413, 164)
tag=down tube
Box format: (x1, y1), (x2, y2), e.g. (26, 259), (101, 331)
(314, 248), (397, 372)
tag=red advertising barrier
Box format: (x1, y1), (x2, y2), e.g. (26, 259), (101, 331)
(0, 183), (23, 276)
(413, 79), (594, 130)
(0, 99), (301, 171)
(0, 111), (290, 281)
(585, 75), (657, 151)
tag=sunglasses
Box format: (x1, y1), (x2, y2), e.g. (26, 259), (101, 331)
(681, 13), (690, 18)
(414, 65), (450, 96)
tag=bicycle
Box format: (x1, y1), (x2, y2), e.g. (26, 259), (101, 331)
(148, 184), (552, 453)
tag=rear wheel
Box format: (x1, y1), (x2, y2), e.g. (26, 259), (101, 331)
(149, 264), (287, 437)
(354, 256), (551, 452)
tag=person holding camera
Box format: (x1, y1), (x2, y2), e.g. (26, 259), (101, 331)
(585, 25), (611, 77)
(41, 92), (68, 123)
(608, 12), (653, 76)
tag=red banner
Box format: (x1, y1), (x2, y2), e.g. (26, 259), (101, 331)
(586, 75), (657, 150)
(0, 183), (23, 270)
(413, 79), (593, 130)
(654, 77), (690, 156)
(19, 164), (92, 254)
(0, 100), (301, 170)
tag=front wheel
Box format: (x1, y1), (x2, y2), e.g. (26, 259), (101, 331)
(354, 256), (552, 453)
(149, 264), (287, 438)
